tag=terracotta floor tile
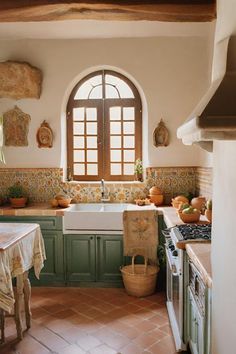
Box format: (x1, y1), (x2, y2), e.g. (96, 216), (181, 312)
(102, 332), (130, 350)
(88, 343), (118, 354)
(120, 342), (144, 354)
(148, 335), (176, 354)
(28, 325), (69, 351)
(148, 313), (169, 327)
(15, 335), (51, 354)
(2, 288), (176, 354)
(135, 319), (157, 332)
(57, 343), (86, 354)
(134, 333), (159, 349)
(76, 334), (102, 351)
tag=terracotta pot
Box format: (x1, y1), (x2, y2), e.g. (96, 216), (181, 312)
(149, 186), (162, 195)
(205, 209), (212, 223)
(178, 210), (200, 223)
(149, 194), (164, 206)
(9, 197), (27, 208)
(191, 196), (206, 214)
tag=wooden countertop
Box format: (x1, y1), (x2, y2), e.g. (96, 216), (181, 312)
(0, 203), (66, 216)
(186, 243), (212, 288)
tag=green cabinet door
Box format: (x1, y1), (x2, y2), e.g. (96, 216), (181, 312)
(96, 235), (123, 283)
(187, 287), (204, 354)
(30, 230), (64, 286)
(65, 234), (96, 283)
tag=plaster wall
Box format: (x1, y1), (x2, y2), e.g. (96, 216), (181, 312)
(212, 140), (236, 354)
(0, 37), (211, 169)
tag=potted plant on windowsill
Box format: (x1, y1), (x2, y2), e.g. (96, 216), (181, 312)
(134, 158), (143, 182)
(8, 184), (28, 208)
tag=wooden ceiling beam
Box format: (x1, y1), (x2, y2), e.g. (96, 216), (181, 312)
(0, 1), (216, 23)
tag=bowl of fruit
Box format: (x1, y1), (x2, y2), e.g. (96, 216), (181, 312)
(178, 205), (201, 223)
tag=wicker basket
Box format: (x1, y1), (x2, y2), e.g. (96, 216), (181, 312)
(120, 256), (159, 297)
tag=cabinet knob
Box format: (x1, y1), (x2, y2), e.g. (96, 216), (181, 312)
(97, 236), (101, 240)
(90, 236), (94, 240)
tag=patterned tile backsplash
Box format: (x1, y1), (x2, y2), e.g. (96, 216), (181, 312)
(0, 166), (212, 204)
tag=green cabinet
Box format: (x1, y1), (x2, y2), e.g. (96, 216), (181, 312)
(65, 234), (123, 285)
(185, 255), (211, 354)
(0, 216), (64, 285)
(187, 287), (204, 354)
(96, 235), (123, 282)
(66, 234), (96, 282)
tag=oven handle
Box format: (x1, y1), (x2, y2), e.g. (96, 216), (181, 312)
(165, 246), (179, 277)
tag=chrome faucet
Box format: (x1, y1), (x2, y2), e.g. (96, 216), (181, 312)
(100, 179), (110, 202)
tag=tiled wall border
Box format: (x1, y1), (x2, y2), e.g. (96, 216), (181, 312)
(0, 166), (212, 204)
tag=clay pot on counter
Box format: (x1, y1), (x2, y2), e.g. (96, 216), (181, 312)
(191, 196), (206, 214)
(205, 209), (212, 222)
(171, 195), (189, 209)
(149, 186), (164, 206)
(9, 197), (28, 208)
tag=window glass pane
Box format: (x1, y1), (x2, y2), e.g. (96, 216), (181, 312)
(123, 136), (135, 148)
(105, 74), (119, 86)
(123, 122), (135, 134)
(89, 85), (102, 99)
(111, 163), (122, 175)
(74, 136), (85, 148)
(86, 122), (97, 135)
(87, 136), (97, 148)
(110, 150), (121, 162)
(110, 136), (121, 148)
(74, 75), (102, 99)
(73, 122), (84, 135)
(123, 107), (135, 120)
(124, 163), (135, 175)
(73, 107), (85, 121)
(74, 82), (91, 99)
(110, 122), (121, 135)
(87, 150), (98, 162)
(110, 107), (121, 121)
(105, 84), (119, 99)
(74, 163), (85, 175)
(124, 150), (135, 162)
(86, 108), (97, 121)
(117, 81), (134, 98)
(87, 164), (98, 175)
(73, 150), (85, 162)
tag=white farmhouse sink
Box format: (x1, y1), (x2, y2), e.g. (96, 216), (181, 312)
(63, 203), (130, 232)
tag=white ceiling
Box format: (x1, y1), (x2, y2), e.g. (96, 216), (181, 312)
(0, 20), (214, 40)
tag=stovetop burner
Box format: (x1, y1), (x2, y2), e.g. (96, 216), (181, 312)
(175, 223), (211, 241)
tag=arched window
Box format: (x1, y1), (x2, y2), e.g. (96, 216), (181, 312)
(67, 70), (142, 181)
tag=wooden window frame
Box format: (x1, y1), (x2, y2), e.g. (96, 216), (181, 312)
(67, 70), (142, 181)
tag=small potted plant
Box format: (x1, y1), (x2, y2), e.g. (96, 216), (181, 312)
(8, 184), (28, 208)
(134, 158), (143, 182)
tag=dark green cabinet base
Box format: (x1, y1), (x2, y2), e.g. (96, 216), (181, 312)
(65, 234), (124, 285)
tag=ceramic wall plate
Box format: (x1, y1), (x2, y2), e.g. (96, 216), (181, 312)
(36, 120), (53, 148)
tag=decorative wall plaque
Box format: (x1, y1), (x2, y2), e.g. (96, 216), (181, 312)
(36, 120), (53, 148)
(153, 119), (169, 147)
(0, 61), (42, 100)
(3, 106), (31, 146)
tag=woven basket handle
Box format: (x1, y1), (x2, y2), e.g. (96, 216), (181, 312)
(131, 255), (148, 274)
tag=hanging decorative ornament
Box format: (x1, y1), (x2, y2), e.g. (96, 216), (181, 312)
(36, 120), (53, 148)
(153, 119), (169, 147)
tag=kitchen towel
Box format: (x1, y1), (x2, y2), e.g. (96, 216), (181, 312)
(123, 210), (158, 265)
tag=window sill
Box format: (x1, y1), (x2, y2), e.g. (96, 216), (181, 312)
(67, 180), (145, 185)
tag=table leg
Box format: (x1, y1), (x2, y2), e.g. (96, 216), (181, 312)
(15, 274), (24, 340)
(0, 308), (5, 343)
(23, 271), (31, 329)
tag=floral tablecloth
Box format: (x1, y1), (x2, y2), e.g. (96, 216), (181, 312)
(0, 223), (46, 312)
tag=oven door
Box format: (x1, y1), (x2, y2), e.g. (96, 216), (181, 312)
(166, 246), (186, 351)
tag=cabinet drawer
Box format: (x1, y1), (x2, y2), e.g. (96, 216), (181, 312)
(0, 216), (62, 230)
